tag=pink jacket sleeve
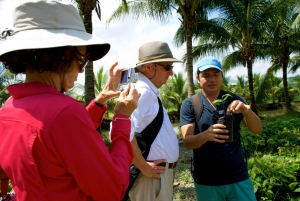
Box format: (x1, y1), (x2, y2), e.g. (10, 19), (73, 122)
(85, 100), (108, 129)
(49, 103), (134, 200)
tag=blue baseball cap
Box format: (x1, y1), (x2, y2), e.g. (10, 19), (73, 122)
(197, 56), (222, 72)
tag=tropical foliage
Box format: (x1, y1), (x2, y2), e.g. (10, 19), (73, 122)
(106, 0), (225, 97)
(0, 69), (24, 106)
(185, 0), (277, 114)
(231, 75), (250, 103)
(241, 114), (300, 200)
(160, 72), (188, 117)
(65, 66), (115, 115)
(93, 67), (116, 116)
(68, 0), (300, 114)
(94, 67), (107, 95)
(257, 0), (300, 111)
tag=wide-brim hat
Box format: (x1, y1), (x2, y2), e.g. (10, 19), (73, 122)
(135, 41), (183, 67)
(0, 0), (110, 62)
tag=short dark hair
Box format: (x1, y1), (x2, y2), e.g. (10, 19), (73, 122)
(1, 46), (85, 74)
(197, 69), (223, 77)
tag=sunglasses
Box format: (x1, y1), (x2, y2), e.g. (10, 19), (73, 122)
(156, 63), (174, 71)
(77, 56), (89, 71)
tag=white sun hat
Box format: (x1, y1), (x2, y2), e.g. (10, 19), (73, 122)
(0, 0), (110, 61)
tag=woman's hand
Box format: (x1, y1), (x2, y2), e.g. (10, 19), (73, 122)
(114, 83), (140, 117)
(94, 62), (124, 105)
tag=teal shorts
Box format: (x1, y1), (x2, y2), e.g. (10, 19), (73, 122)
(194, 179), (256, 201)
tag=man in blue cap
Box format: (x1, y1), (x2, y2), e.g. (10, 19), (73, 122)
(180, 56), (262, 200)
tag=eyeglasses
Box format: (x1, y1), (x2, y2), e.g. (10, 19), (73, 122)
(155, 63), (174, 71)
(77, 56), (89, 71)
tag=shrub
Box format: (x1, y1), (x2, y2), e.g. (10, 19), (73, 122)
(241, 117), (300, 157)
(242, 115), (300, 200)
(248, 150), (300, 200)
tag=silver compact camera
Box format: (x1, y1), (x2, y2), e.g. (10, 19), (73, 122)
(119, 68), (136, 90)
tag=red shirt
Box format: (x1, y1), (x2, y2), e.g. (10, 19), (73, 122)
(0, 82), (133, 201)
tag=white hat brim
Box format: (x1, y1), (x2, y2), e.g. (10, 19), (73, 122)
(0, 29), (110, 61)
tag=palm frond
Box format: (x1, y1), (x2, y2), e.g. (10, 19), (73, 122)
(95, 1), (101, 20)
(106, 0), (173, 25)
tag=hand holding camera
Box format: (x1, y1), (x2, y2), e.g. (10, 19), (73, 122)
(95, 62), (124, 105)
(119, 68), (136, 91)
(95, 64), (139, 115)
(114, 83), (141, 117)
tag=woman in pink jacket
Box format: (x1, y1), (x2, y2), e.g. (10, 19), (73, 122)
(0, 1), (140, 200)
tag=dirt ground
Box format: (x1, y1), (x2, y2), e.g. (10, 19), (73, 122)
(173, 140), (196, 201)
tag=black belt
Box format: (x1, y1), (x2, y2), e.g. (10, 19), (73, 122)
(157, 162), (177, 169)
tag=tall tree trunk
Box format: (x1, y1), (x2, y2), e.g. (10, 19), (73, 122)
(185, 27), (195, 97)
(246, 60), (258, 115)
(282, 62), (291, 111)
(85, 62), (95, 105)
(83, 10), (95, 105)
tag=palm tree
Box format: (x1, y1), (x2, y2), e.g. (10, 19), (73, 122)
(253, 73), (262, 97)
(178, 0), (280, 114)
(260, 0), (300, 111)
(232, 75), (250, 104)
(292, 74), (300, 92)
(93, 66), (116, 116)
(72, 0), (102, 105)
(289, 54), (300, 73)
(256, 70), (280, 105)
(94, 66), (108, 95)
(107, 0), (223, 97)
(66, 66), (114, 113)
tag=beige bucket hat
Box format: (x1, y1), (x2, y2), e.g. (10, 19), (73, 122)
(136, 41), (183, 67)
(0, 0), (110, 62)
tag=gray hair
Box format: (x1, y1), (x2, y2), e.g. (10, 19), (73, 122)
(136, 64), (146, 73)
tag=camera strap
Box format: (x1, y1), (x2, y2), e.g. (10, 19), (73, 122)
(134, 97), (164, 159)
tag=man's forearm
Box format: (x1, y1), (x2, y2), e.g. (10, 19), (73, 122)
(243, 110), (262, 134)
(183, 132), (208, 150)
(131, 137), (149, 172)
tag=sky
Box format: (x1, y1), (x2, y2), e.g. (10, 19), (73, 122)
(0, 0), (298, 84)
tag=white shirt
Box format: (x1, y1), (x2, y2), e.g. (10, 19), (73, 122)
(130, 73), (179, 163)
